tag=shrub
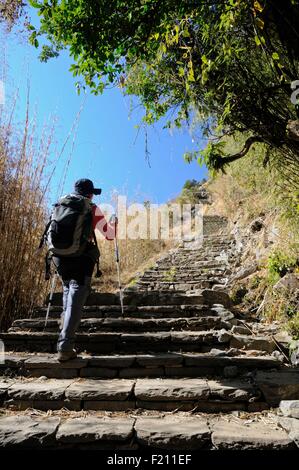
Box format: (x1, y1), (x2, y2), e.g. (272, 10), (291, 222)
(267, 250), (298, 284)
(286, 312), (299, 340)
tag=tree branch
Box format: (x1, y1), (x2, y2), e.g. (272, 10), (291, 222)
(213, 136), (264, 170)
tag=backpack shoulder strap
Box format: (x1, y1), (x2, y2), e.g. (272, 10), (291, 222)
(38, 217), (52, 249)
(92, 230), (102, 278)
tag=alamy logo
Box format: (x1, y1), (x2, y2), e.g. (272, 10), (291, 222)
(0, 80), (5, 106)
(94, 197), (204, 241)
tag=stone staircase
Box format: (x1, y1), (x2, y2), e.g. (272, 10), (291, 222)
(0, 215), (298, 450)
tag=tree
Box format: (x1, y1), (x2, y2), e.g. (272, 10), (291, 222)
(183, 179), (203, 190)
(0, 0), (25, 29)
(28, 0), (299, 177)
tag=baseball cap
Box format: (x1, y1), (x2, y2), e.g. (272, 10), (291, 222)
(74, 178), (102, 196)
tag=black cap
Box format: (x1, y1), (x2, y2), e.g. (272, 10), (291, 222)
(74, 179), (102, 196)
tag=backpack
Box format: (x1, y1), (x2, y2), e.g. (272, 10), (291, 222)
(39, 194), (101, 279)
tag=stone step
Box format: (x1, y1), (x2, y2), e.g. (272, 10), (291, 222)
(48, 289), (231, 308)
(0, 330), (232, 354)
(1, 370), (298, 414)
(150, 263), (229, 270)
(135, 281), (226, 289)
(1, 374), (295, 413)
(156, 252), (232, 261)
(32, 304), (230, 320)
(154, 263), (232, 270)
(0, 328), (277, 354)
(9, 316), (232, 333)
(136, 276), (226, 283)
(140, 270), (228, 277)
(136, 280), (227, 288)
(138, 275), (228, 283)
(156, 250), (232, 258)
(0, 352), (282, 379)
(0, 410), (295, 449)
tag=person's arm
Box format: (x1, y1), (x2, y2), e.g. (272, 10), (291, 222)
(92, 204), (117, 240)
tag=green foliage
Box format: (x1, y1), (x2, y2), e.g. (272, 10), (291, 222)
(249, 275), (262, 290)
(163, 267), (176, 282)
(127, 278), (137, 287)
(177, 178), (207, 205)
(29, 1), (299, 174)
(286, 312), (299, 340)
(267, 250), (298, 283)
(183, 179), (200, 190)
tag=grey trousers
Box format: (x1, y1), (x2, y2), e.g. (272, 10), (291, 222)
(57, 276), (92, 352)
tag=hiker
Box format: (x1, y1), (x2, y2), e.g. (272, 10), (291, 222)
(48, 179), (117, 361)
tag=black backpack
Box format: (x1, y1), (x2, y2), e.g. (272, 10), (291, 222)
(39, 194), (101, 279)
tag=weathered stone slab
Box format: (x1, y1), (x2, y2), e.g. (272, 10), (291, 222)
(201, 289), (231, 307)
(135, 416), (210, 449)
(87, 355), (136, 368)
(65, 379), (135, 401)
(210, 305), (234, 320)
(92, 318), (187, 331)
(24, 355), (88, 369)
(86, 332), (121, 343)
(231, 325), (251, 335)
(136, 401), (195, 412)
(4, 399), (81, 411)
(83, 401), (136, 411)
(217, 329), (232, 343)
(134, 378), (209, 401)
(136, 354), (183, 367)
(255, 370), (299, 405)
(0, 379), (15, 399)
(0, 415), (60, 448)
(170, 332), (217, 343)
(76, 441), (139, 450)
(208, 379), (256, 401)
(28, 368), (79, 379)
(230, 335), (276, 353)
(194, 401), (247, 413)
(7, 379), (74, 401)
(211, 419), (294, 449)
(120, 333), (171, 343)
(280, 400), (299, 419)
(0, 354), (30, 368)
(164, 367), (215, 377)
(80, 368), (117, 378)
(119, 367), (164, 378)
(56, 417), (135, 443)
(187, 317), (230, 330)
(184, 354), (279, 369)
(279, 417), (299, 447)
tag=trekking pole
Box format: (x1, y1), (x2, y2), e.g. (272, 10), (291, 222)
(44, 271), (58, 331)
(111, 214), (124, 317)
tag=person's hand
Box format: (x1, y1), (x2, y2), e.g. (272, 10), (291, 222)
(109, 214), (118, 225)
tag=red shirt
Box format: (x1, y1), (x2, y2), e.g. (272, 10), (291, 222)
(91, 204), (116, 241)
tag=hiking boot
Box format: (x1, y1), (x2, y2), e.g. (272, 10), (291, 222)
(57, 349), (77, 362)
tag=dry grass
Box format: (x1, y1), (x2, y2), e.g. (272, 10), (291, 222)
(91, 197), (198, 292)
(94, 227), (175, 293)
(0, 91), (55, 330)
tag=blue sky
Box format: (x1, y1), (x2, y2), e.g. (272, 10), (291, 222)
(1, 18), (208, 206)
